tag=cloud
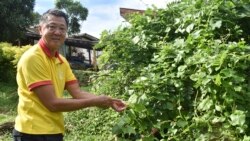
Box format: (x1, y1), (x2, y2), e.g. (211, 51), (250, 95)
(34, 0), (177, 38)
(118, 0), (147, 10)
(34, 0), (55, 14)
(81, 0), (148, 38)
(82, 0), (177, 38)
(140, 0), (177, 8)
(81, 2), (124, 37)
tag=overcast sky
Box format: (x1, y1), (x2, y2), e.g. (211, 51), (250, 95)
(34, 0), (176, 38)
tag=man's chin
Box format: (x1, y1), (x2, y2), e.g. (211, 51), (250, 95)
(50, 42), (62, 48)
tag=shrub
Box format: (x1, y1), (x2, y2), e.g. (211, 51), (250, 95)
(72, 70), (97, 86)
(93, 0), (250, 140)
(64, 108), (118, 141)
(0, 42), (31, 83)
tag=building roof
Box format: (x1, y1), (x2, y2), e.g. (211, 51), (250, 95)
(25, 27), (99, 50)
(71, 33), (99, 41)
(120, 7), (145, 20)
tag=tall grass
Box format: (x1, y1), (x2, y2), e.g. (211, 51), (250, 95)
(0, 82), (17, 140)
(0, 82), (17, 114)
(63, 83), (119, 141)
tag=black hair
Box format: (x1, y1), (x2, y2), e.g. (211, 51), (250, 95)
(40, 9), (69, 27)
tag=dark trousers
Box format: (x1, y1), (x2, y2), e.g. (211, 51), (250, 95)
(13, 129), (63, 141)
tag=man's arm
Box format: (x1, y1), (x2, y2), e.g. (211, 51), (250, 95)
(33, 84), (126, 112)
(33, 84), (114, 112)
(65, 82), (97, 99)
(65, 83), (127, 112)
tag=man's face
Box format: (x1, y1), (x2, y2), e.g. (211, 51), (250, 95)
(39, 15), (67, 50)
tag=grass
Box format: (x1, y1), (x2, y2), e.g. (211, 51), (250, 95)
(63, 84), (118, 141)
(0, 132), (12, 141)
(63, 108), (117, 141)
(0, 82), (18, 113)
(0, 82), (17, 141)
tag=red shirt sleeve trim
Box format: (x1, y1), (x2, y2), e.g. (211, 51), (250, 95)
(65, 80), (78, 86)
(28, 80), (52, 91)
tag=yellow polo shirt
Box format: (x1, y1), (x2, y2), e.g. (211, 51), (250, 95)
(15, 39), (77, 134)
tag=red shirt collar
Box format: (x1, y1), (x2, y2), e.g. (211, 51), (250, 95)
(38, 39), (64, 63)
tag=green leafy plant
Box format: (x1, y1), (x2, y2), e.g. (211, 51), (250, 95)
(93, 0), (250, 140)
(72, 70), (97, 86)
(0, 43), (31, 83)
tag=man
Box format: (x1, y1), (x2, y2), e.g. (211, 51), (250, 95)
(13, 9), (126, 141)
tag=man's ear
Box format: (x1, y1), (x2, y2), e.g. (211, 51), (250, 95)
(38, 25), (43, 35)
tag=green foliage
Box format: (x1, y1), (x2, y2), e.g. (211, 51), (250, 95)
(93, 0), (250, 140)
(55, 0), (88, 35)
(72, 70), (97, 86)
(0, 42), (31, 83)
(31, 12), (41, 26)
(64, 108), (119, 141)
(0, 132), (12, 141)
(62, 85), (119, 141)
(0, 82), (18, 113)
(0, 0), (35, 42)
(0, 43), (17, 83)
(0, 82), (17, 140)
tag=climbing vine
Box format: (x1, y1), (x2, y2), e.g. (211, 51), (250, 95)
(93, 0), (250, 140)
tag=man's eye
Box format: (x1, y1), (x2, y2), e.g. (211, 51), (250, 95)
(49, 26), (56, 29)
(60, 27), (66, 31)
(46, 24), (67, 33)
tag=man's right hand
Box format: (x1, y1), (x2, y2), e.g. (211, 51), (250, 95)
(94, 95), (127, 112)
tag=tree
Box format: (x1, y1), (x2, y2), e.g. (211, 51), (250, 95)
(55, 0), (88, 35)
(31, 12), (41, 26)
(0, 0), (35, 42)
